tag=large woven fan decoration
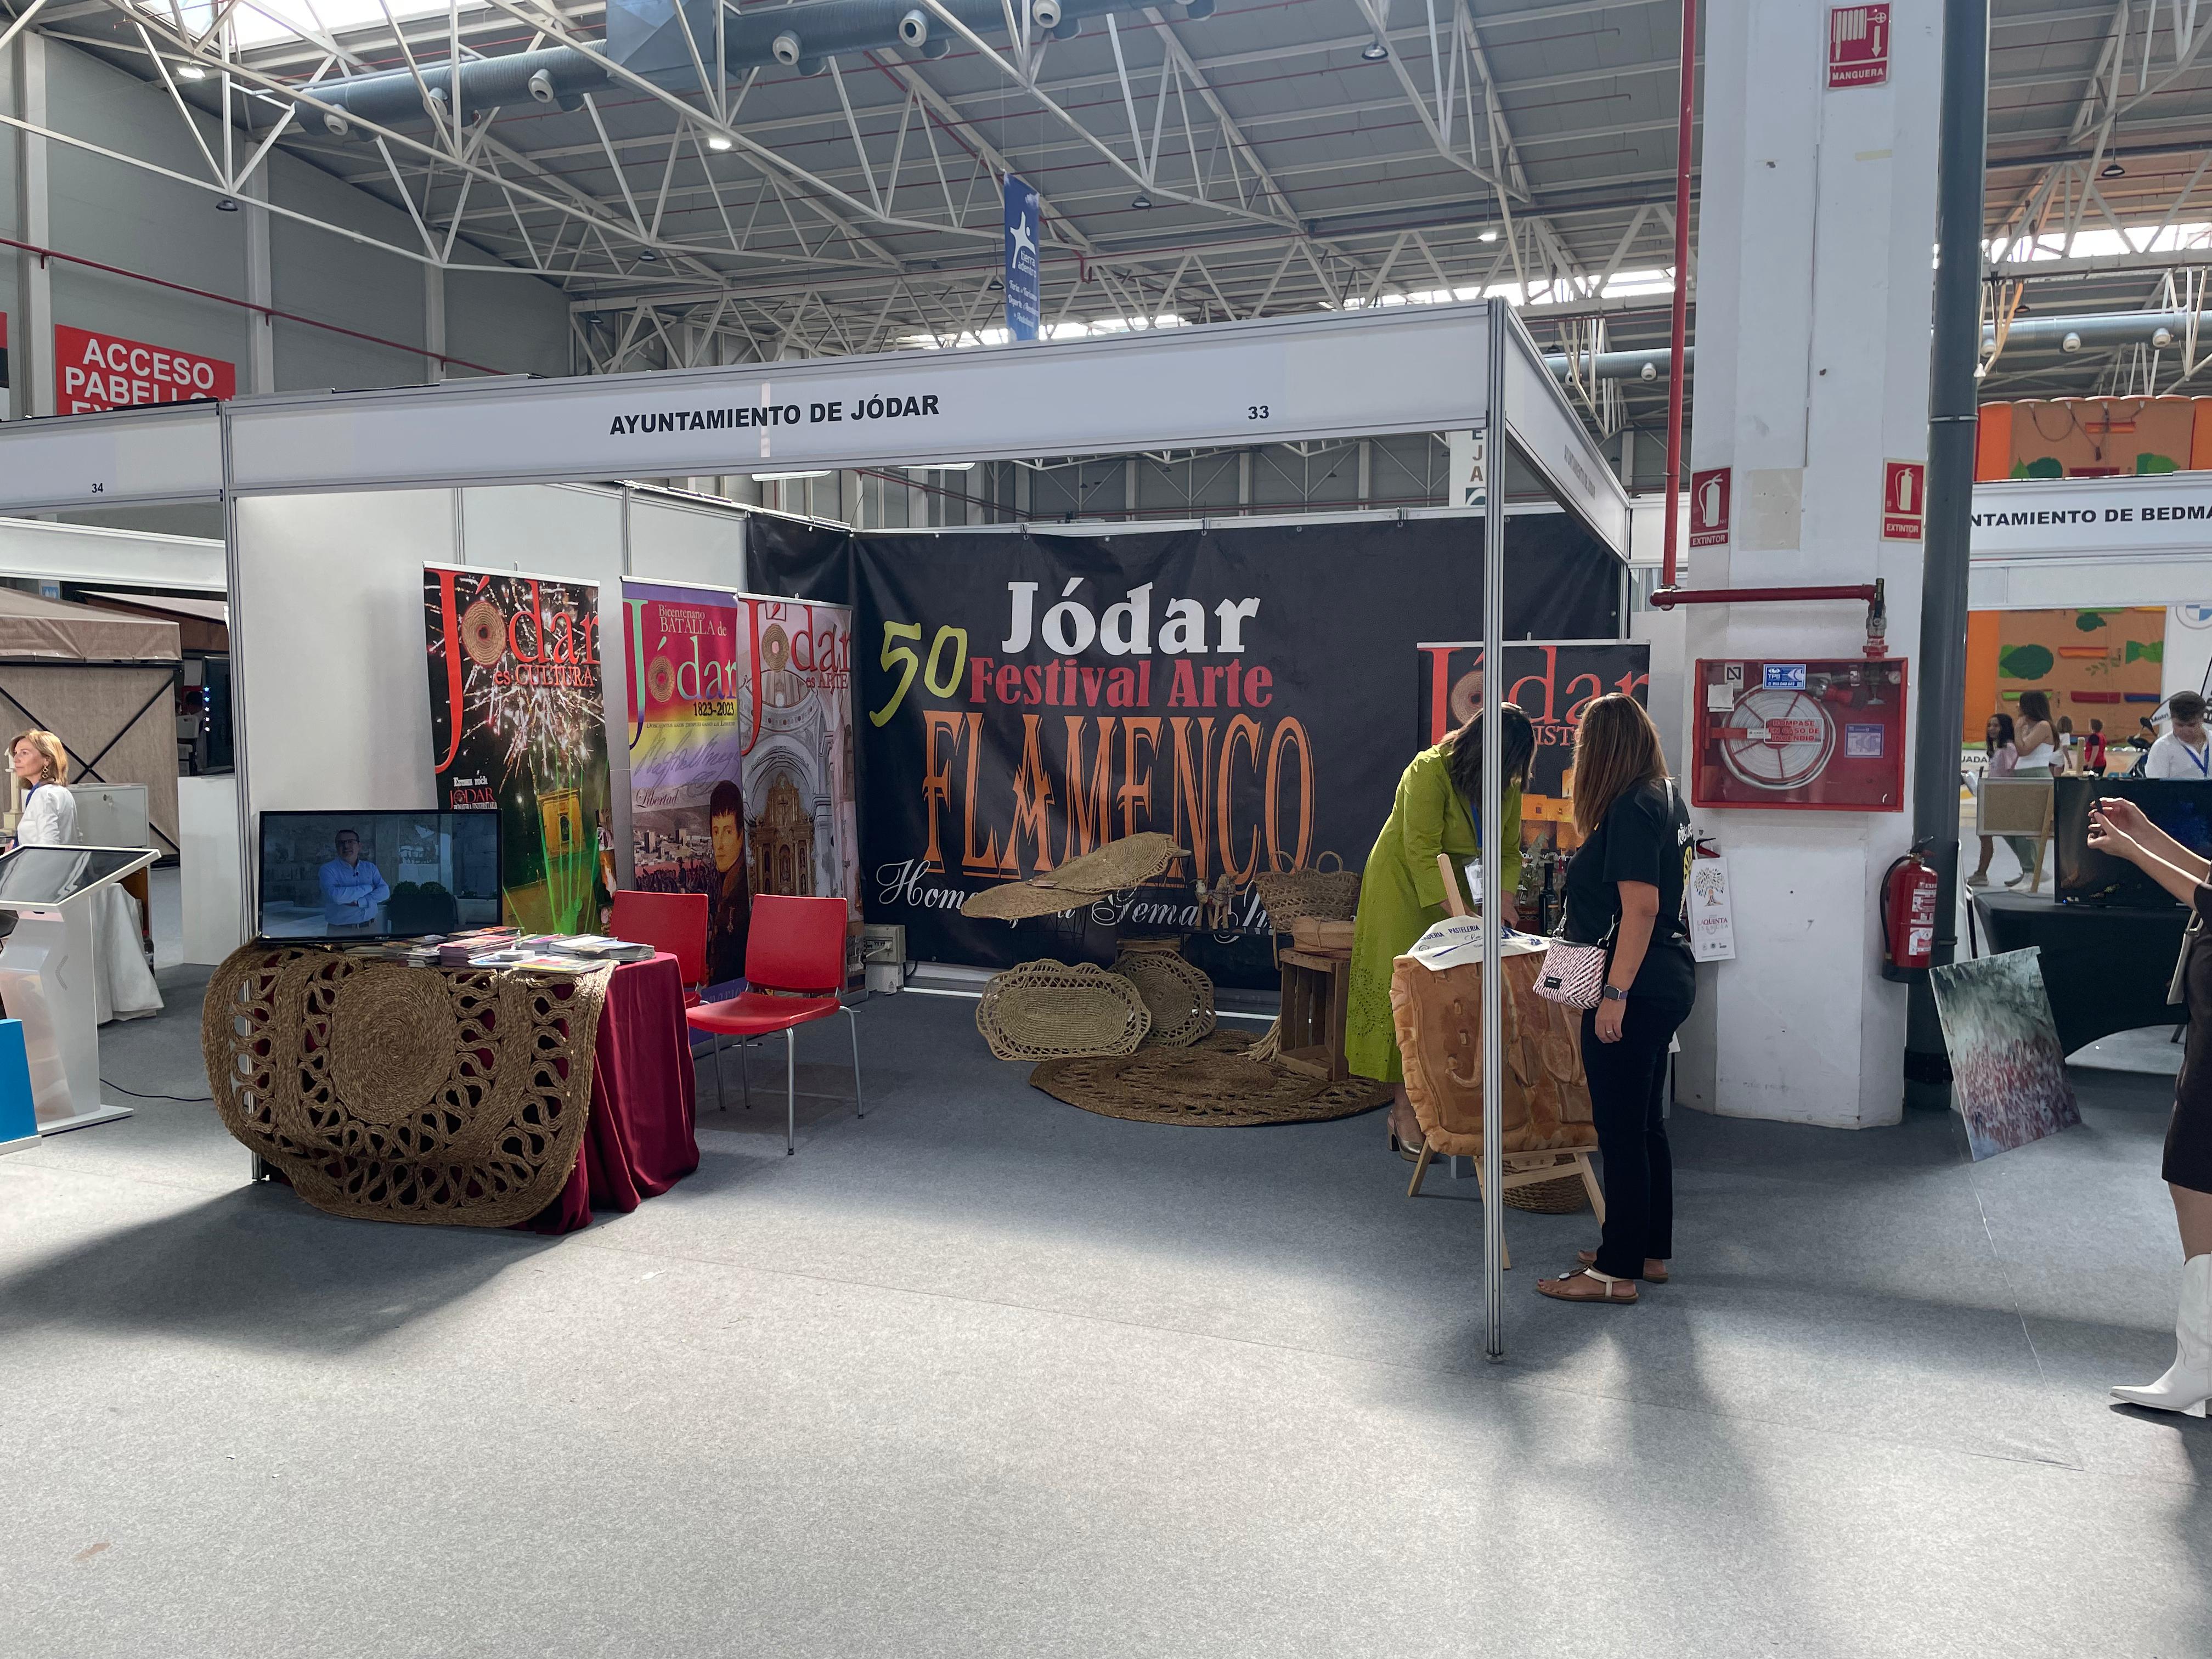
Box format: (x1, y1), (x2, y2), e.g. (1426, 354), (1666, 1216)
(961, 832), (1183, 921)
(202, 945), (612, 1228)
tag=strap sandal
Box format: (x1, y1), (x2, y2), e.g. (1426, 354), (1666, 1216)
(1537, 1266), (1638, 1304)
(1577, 1249), (1668, 1283)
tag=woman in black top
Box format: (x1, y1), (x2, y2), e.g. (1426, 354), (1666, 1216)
(1538, 694), (1695, 1306)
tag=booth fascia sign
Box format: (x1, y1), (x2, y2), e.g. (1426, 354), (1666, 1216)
(1969, 472), (2212, 609)
(0, 301), (1630, 562)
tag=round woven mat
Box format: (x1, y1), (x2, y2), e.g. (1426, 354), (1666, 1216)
(326, 967), (462, 1126)
(1504, 1173), (1590, 1214)
(1029, 1031), (1389, 1127)
(1111, 945), (1216, 1047)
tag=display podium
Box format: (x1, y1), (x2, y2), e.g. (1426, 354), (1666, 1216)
(0, 844), (161, 1135)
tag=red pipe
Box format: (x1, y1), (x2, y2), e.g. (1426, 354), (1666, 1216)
(1660, 0), (1695, 590)
(0, 234), (508, 378)
(1646, 584), (1880, 610)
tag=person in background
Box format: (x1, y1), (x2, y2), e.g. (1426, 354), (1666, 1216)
(7, 728), (161, 1019)
(1966, 713), (2018, 889)
(2056, 715), (2078, 775)
(2084, 718), (2109, 778)
(1346, 704), (1533, 1158)
(2129, 716), (2159, 778)
(8, 729), (75, 850)
(2002, 690), (2060, 887)
(704, 778), (751, 987)
(1537, 695), (1696, 1306)
(2085, 796), (2212, 1416)
(318, 828), (390, 935)
(2148, 691), (2212, 782)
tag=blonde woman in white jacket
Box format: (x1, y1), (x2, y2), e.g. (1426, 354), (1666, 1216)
(8, 729), (162, 1022)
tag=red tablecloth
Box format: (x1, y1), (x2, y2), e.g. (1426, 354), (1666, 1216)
(524, 952), (699, 1234)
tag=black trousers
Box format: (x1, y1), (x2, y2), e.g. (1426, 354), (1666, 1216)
(1581, 990), (1692, 1280)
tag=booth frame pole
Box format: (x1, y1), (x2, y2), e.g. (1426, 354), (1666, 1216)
(1905, 0), (1989, 1110)
(1482, 297), (1508, 1363)
(219, 405), (257, 940)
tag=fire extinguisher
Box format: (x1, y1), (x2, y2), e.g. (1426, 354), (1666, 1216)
(1880, 840), (1941, 981)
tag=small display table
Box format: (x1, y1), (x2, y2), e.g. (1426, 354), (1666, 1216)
(0, 843), (161, 1135)
(1277, 947), (1351, 1082)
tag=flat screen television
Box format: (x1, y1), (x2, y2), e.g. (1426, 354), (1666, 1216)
(257, 810), (501, 940)
(2054, 776), (2212, 907)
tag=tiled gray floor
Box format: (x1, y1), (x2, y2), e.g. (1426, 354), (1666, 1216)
(2, 973), (2206, 1658)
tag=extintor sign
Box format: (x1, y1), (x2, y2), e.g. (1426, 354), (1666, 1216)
(1882, 459), (1926, 541)
(1689, 466), (1730, 548)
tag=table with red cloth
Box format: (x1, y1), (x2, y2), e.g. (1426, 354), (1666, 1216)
(526, 951), (699, 1233)
(227, 950), (698, 1234)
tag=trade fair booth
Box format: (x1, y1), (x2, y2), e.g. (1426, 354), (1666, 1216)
(1963, 467), (2212, 1060)
(0, 299), (1632, 1354)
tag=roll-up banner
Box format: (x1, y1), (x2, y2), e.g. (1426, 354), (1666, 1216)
(752, 514), (1623, 981)
(1414, 640), (1651, 835)
(424, 566), (612, 934)
(620, 580), (859, 989)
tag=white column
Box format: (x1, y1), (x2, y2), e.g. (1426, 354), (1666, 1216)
(12, 31), (50, 420)
(1674, 0), (1942, 1130)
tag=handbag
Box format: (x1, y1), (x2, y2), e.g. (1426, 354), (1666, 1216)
(1532, 781), (1675, 1009)
(1533, 928), (1611, 1009)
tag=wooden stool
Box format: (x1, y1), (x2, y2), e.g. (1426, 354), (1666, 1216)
(1276, 947), (1351, 1081)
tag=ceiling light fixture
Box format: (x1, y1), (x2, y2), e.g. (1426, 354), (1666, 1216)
(637, 248), (658, 261)
(2102, 161), (2125, 178)
(1131, 193), (1153, 209)
(707, 133), (733, 151)
(1361, 38), (1388, 59)
(177, 63), (209, 81)
(1479, 227), (1498, 242)
(752, 470), (832, 481)
(215, 196), (239, 212)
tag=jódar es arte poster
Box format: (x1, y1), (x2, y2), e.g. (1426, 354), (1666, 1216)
(424, 566), (613, 935)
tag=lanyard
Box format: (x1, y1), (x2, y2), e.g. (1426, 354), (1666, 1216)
(2186, 742), (2209, 777)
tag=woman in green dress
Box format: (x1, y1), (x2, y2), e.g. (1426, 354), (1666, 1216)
(1345, 704), (1534, 1150)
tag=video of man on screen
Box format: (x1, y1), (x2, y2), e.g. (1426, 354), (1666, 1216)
(257, 813), (500, 940)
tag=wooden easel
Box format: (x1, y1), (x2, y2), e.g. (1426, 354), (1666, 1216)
(1404, 854), (1606, 1269)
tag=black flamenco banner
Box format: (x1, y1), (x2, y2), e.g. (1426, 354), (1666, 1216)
(752, 514), (1621, 978)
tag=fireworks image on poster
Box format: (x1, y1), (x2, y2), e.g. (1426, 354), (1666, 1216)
(425, 566), (612, 934)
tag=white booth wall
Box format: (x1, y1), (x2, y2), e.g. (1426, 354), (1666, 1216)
(199, 481), (746, 961)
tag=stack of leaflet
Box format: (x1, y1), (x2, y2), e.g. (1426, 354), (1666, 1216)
(553, 934), (657, 963)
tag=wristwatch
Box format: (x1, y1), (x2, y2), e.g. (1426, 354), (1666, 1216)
(1600, 985), (1629, 1003)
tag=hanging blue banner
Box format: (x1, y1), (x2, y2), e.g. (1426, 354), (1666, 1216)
(1002, 174), (1041, 342)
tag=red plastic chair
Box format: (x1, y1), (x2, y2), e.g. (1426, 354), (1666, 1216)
(608, 890), (710, 1005)
(685, 894), (860, 1155)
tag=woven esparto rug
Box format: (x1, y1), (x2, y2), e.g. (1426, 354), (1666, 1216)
(201, 945), (613, 1228)
(1029, 1030), (1390, 1127)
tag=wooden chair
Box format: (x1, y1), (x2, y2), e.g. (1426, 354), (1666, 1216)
(1405, 852), (1604, 1269)
(1977, 777), (2056, 894)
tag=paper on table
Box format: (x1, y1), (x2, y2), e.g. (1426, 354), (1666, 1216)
(1403, 914), (1547, 972)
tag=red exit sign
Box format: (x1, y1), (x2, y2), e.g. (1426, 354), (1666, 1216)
(1828, 4), (1890, 89)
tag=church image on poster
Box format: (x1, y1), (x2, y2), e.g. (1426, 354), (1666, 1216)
(743, 601), (859, 915)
